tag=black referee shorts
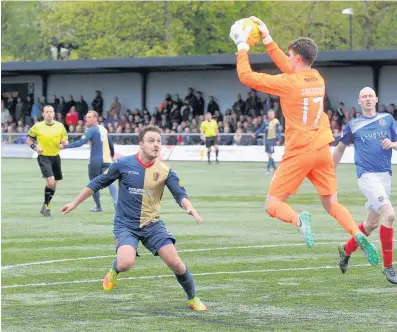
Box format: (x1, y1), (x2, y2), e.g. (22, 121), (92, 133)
(205, 136), (217, 148)
(37, 155), (63, 180)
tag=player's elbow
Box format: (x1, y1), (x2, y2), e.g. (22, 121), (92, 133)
(238, 71), (254, 88)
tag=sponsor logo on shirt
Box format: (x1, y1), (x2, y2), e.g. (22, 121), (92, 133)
(128, 187), (154, 196)
(360, 130), (388, 142)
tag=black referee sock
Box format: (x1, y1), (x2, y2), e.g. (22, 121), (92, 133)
(44, 186), (56, 205)
(48, 188), (55, 204)
(44, 186), (52, 205)
(215, 149), (219, 159)
(207, 151), (210, 161)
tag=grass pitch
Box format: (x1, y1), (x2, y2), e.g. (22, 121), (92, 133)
(2, 159), (397, 331)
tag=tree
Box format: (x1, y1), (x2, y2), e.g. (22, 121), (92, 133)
(2, 1), (397, 61)
(1, 1), (47, 61)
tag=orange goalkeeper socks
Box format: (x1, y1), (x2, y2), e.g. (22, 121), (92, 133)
(329, 203), (360, 236)
(266, 200), (299, 227)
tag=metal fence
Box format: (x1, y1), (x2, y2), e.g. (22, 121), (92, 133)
(1, 132), (342, 146)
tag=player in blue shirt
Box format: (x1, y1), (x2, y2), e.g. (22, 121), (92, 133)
(62, 111), (118, 212)
(333, 87), (397, 284)
(254, 110), (281, 174)
(60, 125), (207, 310)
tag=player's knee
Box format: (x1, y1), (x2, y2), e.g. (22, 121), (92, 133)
(167, 257), (184, 273)
(384, 212), (395, 227)
(265, 201), (276, 218)
(117, 255), (135, 272)
(365, 218), (380, 233)
(47, 180), (56, 190)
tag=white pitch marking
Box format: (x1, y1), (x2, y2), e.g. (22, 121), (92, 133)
(4, 262), (394, 290)
(1, 241), (355, 270)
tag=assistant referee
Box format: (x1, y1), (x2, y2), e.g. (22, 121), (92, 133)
(200, 112), (220, 164)
(26, 105), (68, 216)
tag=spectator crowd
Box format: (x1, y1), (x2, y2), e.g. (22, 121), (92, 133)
(2, 87), (397, 146)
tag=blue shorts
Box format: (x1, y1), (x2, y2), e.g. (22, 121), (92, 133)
(114, 221), (176, 256)
(88, 162), (111, 181)
(265, 143), (275, 154)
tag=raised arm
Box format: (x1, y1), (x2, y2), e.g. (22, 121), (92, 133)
(266, 42), (293, 74)
(249, 16), (292, 74)
(237, 51), (292, 96)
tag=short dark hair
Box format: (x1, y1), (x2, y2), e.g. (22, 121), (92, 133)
(138, 125), (162, 142)
(288, 37), (318, 66)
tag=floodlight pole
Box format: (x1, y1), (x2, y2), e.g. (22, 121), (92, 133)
(349, 14), (353, 50)
(342, 8), (354, 50)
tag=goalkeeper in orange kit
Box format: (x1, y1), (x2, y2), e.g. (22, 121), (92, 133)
(229, 17), (380, 266)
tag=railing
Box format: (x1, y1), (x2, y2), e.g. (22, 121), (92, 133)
(1, 132), (342, 146)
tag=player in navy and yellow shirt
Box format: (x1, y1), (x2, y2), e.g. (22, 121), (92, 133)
(60, 125), (207, 311)
(63, 111), (118, 211)
(26, 105), (68, 217)
(255, 109), (281, 174)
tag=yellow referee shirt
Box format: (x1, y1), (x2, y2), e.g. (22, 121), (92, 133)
(200, 120), (218, 138)
(28, 121), (68, 156)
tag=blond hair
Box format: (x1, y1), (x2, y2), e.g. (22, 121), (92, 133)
(86, 110), (99, 118)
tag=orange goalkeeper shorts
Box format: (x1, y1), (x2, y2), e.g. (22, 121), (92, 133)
(268, 144), (337, 197)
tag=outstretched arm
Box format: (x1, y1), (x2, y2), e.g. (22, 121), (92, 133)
(60, 160), (121, 214)
(65, 128), (92, 148)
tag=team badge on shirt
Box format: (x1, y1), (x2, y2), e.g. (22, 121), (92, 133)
(153, 172), (160, 181)
(379, 118), (386, 126)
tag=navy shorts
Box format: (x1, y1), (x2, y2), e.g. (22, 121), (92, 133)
(265, 139), (276, 154)
(88, 162), (111, 181)
(265, 143), (275, 154)
(114, 221), (176, 256)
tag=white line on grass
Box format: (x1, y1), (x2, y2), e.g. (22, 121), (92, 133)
(1, 241), (351, 270)
(2, 240), (388, 270)
(4, 261), (395, 290)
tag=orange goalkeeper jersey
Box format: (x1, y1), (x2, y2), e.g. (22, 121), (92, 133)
(236, 43), (334, 159)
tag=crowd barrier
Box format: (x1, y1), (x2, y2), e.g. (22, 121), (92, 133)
(2, 142), (397, 164)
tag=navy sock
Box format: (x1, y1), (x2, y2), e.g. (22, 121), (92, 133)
(93, 191), (101, 209)
(266, 160), (271, 171)
(175, 266), (196, 300)
(269, 157), (275, 170)
(112, 258), (119, 273)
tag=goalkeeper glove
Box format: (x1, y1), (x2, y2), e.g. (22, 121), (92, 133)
(249, 16), (273, 45)
(229, 19), (251, 51)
